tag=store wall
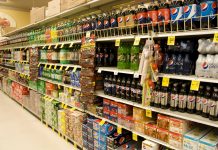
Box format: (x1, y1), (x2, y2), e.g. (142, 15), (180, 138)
(0, 7), (30, 30)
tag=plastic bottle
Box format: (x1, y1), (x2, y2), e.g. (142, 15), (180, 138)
(170, 0), (184, 31)
(136, 79), (142, 104)
(104, 45), (109, 67)
(176, 53), (184, 75)
(187, 89), (196, 114)
(178, 83), (188, 112)
(130, 45), (140, 71)
(158, 1), (171, 32)
(136, 2), (148, 33)
(103, 12), (111, 29)
(161, 85), (170, 109)
(212, 54), (218, 79)
(154, 80), (161, 108)
(202, 86), (212, 118)
(170, 82), (180, 111)
(120, 77), (126, 99)
(116, 76), (121, 98)
(200, 0), (217, 29)
(108, 75), (113, 96)
(112, 75), (117, 97)
(126, 77), (131, 100)
(97, 14), (104, 30)
(91, 15), (97, 30)
(196, 85), (204, 115)
(204, 55), (215, 78)
(104, 75), (109, 95)
(110, 10), (118, 28)
(183, 54), (193, 75)
(167, 53), (177, 74)
(162, 53), (170, 73)
(147, 1), (159, 32)
(117, 8), (126, 28)
(125, 5), (136, 27)
(209, 87), (218, 121)
(195, 54), (206, 77)
(131, 78), (137, 102)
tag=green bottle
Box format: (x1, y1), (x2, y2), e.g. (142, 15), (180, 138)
(130, 45), (139, 71)
(117, 43), (125, 69)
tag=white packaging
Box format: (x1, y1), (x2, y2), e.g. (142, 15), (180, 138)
(204, 55), (214, 78)
(142, 140), (159, 150)
(199, 128), (218, 150)
(195, 54), (206, 77)
(212, 54), (218, 79)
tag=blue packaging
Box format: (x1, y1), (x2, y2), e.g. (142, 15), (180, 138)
(184, 4), (201, 21)
(200, 0), (217, 20)
(100, 123), (116, 136)
(93, 119), (101, 131)
(87, 118), (95, 128)
(93, 131), (99, 140)
(171, 6), (184, 22)
(99, 134), (107, 143)
(99, 141), (107, 150)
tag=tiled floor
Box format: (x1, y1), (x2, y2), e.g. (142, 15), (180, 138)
(0, 91), (75, 150)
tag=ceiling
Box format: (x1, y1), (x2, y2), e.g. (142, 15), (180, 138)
(0, 0), (51, 11)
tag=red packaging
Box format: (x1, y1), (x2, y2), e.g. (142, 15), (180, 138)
(148, 10), (158, 26)
(157, 114), (170, 130)
(145, 122), (157, 138)
(157, 127), (169, 143)
(158, 8), (170, 25)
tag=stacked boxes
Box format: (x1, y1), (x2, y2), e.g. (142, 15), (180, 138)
(60, 0), (87, 12)
(30, 7), (46, 23)
(29, 47), (39, 80)
(199, 128), (218, 150)
(37, 80), (45, 94)
(58, 110), (66, 135)
(46, 0), (61, 17)
(11, 82), (29, 104)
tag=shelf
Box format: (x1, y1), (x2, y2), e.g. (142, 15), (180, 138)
(158, 73), (218, 84)
(98, 67), (140, 76)
(96, 91), (218, 128)
(96, 35), (135, 42)
(38, 77), (81, 91)
(39, 62), (81, 69)
(86, 111), (180, 150)
(2, 59), (29, 64)
(2, 67), (30, 76)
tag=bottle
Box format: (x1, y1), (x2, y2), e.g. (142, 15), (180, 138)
(187, 89), (196, 114)
(183, 54), (193, 75)
(195, 54), (206, 77)
(209, 87), (218, 121)
(162, 53), (170, 73)
(136, 79), (142, 104)
(110, 10), (118, 28)
(170, 82), (179, 111)
(120, 77), (126, 99)
(96, 44), (100, 66)
(131, 78), (137, 102)
(161, 84), (169, 109)
(126, 77), (131, 100)
(147, 1), (159, 32)
(117, 7), (126, 28)
(212, 54), (218, 79)
(103, 45), (109, 67)
(178, 83), (188, 112)
(167, 54), (177, 74)
(91, 15), (97, 30)
(109, 47), (115, 66)
(117, 43), (126, 69)
(103, 12), (111, 29)
(125, 5), (136, 34)
(151, 81), (159, 106)
(196, 85), (204, 115)
(136, 2), (148, 33)
(170, 0), (184, 31)
(130, 45), (140, 71)
(204, 55), (215, 78)
(158, 1), (171, 32)
(183, 0), (200, 30)
(176, 53), (184, 75)
(154, 80), (161, 108)
(97, 14), (104, 30)
(200, 0), (217, 29)
(112, 75), (117, 97)
(104, 75), (109, 95)
(108, 75), (113, 95)
(116, 76), (121, 98)
(202, 86), (212, 118)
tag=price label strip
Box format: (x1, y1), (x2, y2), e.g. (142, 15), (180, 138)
(190, 80), (200, 91)
(146, 109), (152, 118)
(115, 39), (121, 47)
(69, 42), (74, 48)
(99, 119), (106, 126)
(162, 77), (170, 87)
(213, 32), (218, 43)
(133, 37), (141, 46)
(167, 36), (175, 45)
(117, 127), (122, 134)
(132, 133), (138, 141)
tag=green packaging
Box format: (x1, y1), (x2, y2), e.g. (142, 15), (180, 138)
(130, 45), (139, 71)
(37, 80), (45, 94)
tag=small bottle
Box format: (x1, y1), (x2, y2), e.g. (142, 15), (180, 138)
(154, 80), (161, 108)
(126, 77), (131, 100)
(178, 83), (188, 112)
(130, 78), (137, 102)
(120, 77), (126, 99)
(116, 76), (121, 98)
(187, 89), (196, 114)
(136, 79), (142, 104)
(196, 85), (204, 115)
(209, 87), (218, 121)
(170, 82), (179, 111)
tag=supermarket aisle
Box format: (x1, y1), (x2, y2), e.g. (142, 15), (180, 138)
(0, 91), (75, 150)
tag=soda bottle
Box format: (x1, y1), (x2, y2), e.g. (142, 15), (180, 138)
(162, 53), (170, 73)
(126, 77), (131, 100)
(116, 76), (121, 98)
(147, 1), (159, 32)
(96, 44), (101, 67)
(183, 0), (200, 30)
(125, 5), (136, 34)
(109, 47), (115, 66)
(103, 12), (111, 29)
(120, 77), (126, 99)
(110, 9), (118, 28)
(202, 85), (212, 118)
(131, 78), (137, 102)
(212, 54), (218, 79)
(103, 45), (109, 67)
(200, 0), (217, 29)
(108, 75), (113, 95)
(97, 14), (104, 30)
(204, 55), (215, 78)
(117, 43), (125, 69)
(167, 53), (177, 74)
(91, 14), (97, 30)
(150, 81), (158, 106)
(176, 53), (184, 75)
(187, 89), (196, 114)
(195, 54), (205, 77)
(136, 2), (148, 34)
(170, 0), (184, 31)
(170, 82), (180, 111)
(117, 7), (126, 28)
(104, 75), (109, 95)
(183, 54), (193, 75)
(154, 80), (161, 108)
(158, 1), (171, 32)
(112, 75), (117, 97)
(130, 45), (140, 71)
(196, 85), (204, 115)
(209, 87), (218, 121)
(178, 83), (188, 112)
(161, 84), (170, 109)
(136, 79), (142, 104)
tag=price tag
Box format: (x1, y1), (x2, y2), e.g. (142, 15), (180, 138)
(45, 64), (48, 69)
(70, 107), (76, 111)
(97, 69), (102, 73)
(86, 31), (91, 38)
(213, 33), (218, 43)
(54, 43), (59, 49)
(20, 48), (22, 51)
(132, 133), (138, 141)
(65, 66), (69, 71)
(162, 77), (170, 87)
(134, 73), (139, 78)
(190, 80), (200, 91)
(52, 127), (55, 131)
(99, 119), (106, 126)
(115, 39), (121, 47)
(146, 109), (152, 118)
(74, 143), (77, 148)
(48, 65), (52, 70)
(48, 45), (52, 50)
(59, 65), (63, 70)
(167, 36), (175, 45)
(64, 104), (68, 109)
(54, 65), (57, 70)
(133, 37), (141, 46)
(61, 103), (65, 108)
(60, 43), (64, 49)
(58, 85), (61, 89)
(73, 66), (77, 72)
(42, 45), (46, 49)
(69, 42), (74, 48)
(69, 88), (73, 93)
(117, 127), (122, 134)
(114, 71), (118, 75)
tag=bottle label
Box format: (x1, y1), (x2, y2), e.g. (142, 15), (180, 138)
(187, 95), (196, 109)
(184, 4), (200, 21)
(170, 94), (179, 107)
(161, 92), (168, 106)
(170, 7), (184, 22)
(100, 53), (104, 58)
(67, 52), (73, 60)
(97, 20), (104, 29)
(52, 52), (59, 61)
(104, 20), (110, 28)
(125, 14), (135, 26)
(202, 98), (209, 113)
(118, 16), (125, 27)
(137, 12), (147, 24)
(105, 54), (109, 58)
(196, 96), (203, 111)
(201, 1), (217, 19)
(41, 51), (47, 60)
(179, 94), (187, 109)
(209, 100), (218, 116)
(116, 85), (120, 95)
(148, 10), (158, 25)
(60, 51), (67, 61)
(110, 17), (118, 27)
(158, 8), (170, 25)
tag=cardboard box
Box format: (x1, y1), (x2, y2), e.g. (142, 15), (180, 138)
(199, 128), (218, 150)
(169, 132), (183, 149)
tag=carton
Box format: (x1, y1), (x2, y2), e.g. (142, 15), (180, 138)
(199, 128), (218, 150)
(169, 117), (194, 134)
(169, 132), (183, 149)
(183, 125), (212, 150)
(142, 140), (159, 150)
(157, 114), (170, 130)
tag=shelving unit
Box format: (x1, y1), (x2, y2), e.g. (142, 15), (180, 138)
(39, 62), (81, 69)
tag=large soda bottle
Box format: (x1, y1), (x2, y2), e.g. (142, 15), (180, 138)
(108, 75), (113, 95)
(200, 0), (217, 29)
(131, 78), (137, 102)
(183, 54), (193, 75)
(120, 77), (126, 99)
(162, 53), (170, 73)
(125, 5), (136, 27)
(202, 85), (212, 118)
(130, 45), (140, 71)
(178, 83), (188, 112)
(136, 79), (143, 104)
(204, 55), (215, 78)
(158, 1), (171, 32)
(136, 2), (148, 34)
(150, 81), (160, 106)
(209, 87), (218, 121)
(154, 80), (161, 108)
(167, 53), (177, 74)
(126, 77), (131, 100)
(195, 54), (206, 77)
(116, 76), (121, 98)
(97, 14), (104, 30)
(103, 12), (111, 29)
(104, 75), (109, 95)
(117, 7), (126, 28)
(161, 84), (170, 109)
(103, 45), (109, 67)
(170, 0), (184, 31)
(91, 14), (97, 30)
(117, 43), (126, 69)
(110, 10), (118, 28)
(212, 54), (218, 78)
(187, 89), (197, 114)
(176, 53), (184, 75)
(196, 85), (204, 115)
(147, 1), (159, 32)
(183, 0), (200, 30)
(170, 82), (180, 111)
